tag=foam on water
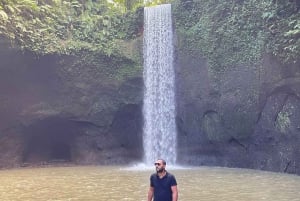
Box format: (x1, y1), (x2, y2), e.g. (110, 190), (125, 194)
(120, 162), (191, 171)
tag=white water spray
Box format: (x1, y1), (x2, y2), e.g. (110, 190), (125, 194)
(143, 4), (177, 165)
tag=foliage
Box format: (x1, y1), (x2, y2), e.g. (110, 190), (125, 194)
(172, 0), (300, 70)
(117, 7), (144, 40)
(0, 0), (144, 57)
(264, 0), (300, 63)
(114, 0), (144, 12)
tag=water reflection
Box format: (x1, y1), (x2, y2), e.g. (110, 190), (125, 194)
(0, 166), (299, 201)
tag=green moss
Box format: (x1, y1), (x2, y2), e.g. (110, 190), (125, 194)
(276, 111), (291, 133)
(172, 0), (300, 70)
(0, 0), (144, 58)
(114, 62), (142, 81)
(275, 102), (295, 134)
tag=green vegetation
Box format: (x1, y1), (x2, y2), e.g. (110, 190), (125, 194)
(173, 0), (300, 69)
(0, 0), (298, 71)
(0, 0), (147, 82)
(0, 0), (144, 56)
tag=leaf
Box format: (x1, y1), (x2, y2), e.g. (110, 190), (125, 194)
(16, 22), (27, 32)
(284, 29), (300, 37)
(0, 10), (8, 21)
(53, 0), (62, 5)
(71, 1), (81, 8)
(5, 5), (15, 13)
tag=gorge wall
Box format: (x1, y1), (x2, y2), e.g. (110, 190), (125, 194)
(0, 7), (300, 175)
(175, 50), (300, 174)
(0, 38), (144, 168)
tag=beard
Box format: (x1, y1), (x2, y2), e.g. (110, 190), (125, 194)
(156, 167), (165, 173)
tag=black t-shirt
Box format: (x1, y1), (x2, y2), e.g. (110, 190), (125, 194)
(150, 172), (177, 201)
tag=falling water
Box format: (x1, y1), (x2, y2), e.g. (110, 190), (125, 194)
(143, 4), (177, 165)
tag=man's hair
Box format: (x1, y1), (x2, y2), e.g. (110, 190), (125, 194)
(158, 159), (166, 165)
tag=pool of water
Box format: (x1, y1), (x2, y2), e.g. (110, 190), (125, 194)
(0, 165), (299, 201)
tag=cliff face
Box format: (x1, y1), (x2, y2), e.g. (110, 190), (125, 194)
(0, 39), (144, 168)
(175, 49), (300, 174)
(0, 16), (300, 174)
(172, 0), (300, 174)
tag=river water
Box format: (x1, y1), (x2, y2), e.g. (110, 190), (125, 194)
(0, 165), (299, 201)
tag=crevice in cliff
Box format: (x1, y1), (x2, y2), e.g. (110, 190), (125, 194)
(284, 160), (291, 173)
(273, 93), (289, 124)
(228, 137), (248, 151)
(21, 116), (81, 165)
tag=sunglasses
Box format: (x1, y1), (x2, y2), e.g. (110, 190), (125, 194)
(154, 163), (162, 166)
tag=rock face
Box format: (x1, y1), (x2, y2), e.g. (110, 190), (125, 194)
(0, 39), (144, 168)
(175, 50), (300, 174)
(0, 35), (300, 175)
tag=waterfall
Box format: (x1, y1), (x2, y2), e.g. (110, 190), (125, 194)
(143, 4), (177, 165)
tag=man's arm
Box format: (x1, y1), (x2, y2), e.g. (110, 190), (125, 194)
(171, 185), (178, 201)
(147, 186), (154, 201)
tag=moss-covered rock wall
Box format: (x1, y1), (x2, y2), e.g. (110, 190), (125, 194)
(173, 0), (300, 174)
(0, 36), (144, 168)
(0, 0), (300, 175)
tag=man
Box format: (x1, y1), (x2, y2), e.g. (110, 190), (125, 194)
(147, 159), (178, 201)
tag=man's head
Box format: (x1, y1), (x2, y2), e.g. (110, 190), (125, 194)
(154, 159), (166, 173)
